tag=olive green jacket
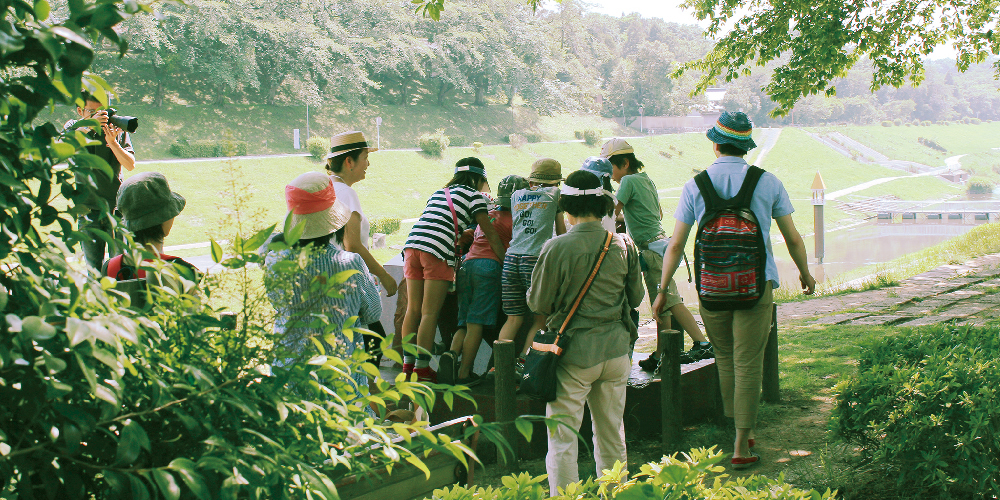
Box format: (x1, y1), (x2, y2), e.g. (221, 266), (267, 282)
(527, 221), (644, 368)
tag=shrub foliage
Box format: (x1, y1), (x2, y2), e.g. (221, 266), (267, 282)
(431, 448), (836, 499)
(833, 325), (1000, 498)
(419, 129), (450, 156)
(0, 1), (478, 498)
(307, 136), (328, 160)
(169, 138), (250, 158)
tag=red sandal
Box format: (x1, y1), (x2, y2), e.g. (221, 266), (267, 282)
(731, 450), (760, 470)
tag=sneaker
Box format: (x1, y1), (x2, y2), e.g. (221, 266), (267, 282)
(456, 372), (482, 387)
(413, 366), (437, 383)
(638, 353), (660, 371)
(692, 342), (715, 361)
(402, 362), (415, 378)
(438, 351), (457, 385)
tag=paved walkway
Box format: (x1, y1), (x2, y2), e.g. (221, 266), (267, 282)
(778, 252), (1000, 327)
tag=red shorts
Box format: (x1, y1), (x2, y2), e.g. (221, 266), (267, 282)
(403, 248), (455, 281)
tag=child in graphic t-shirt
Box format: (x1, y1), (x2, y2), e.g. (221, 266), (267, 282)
(497, 159), (566, 368)
(602, 138), (713, 370)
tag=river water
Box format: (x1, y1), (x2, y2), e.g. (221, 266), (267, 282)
(671, 220), (988, 303)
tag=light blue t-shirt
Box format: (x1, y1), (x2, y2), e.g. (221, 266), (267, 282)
(508, 186), (561, 256)
(674, 156), (795, 288)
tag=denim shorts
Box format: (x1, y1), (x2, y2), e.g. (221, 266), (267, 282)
(457, 258), (503, 327)
(501, 253), (538, 316)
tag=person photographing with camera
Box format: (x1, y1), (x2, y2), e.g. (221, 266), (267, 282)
(66, 91), (136, 270)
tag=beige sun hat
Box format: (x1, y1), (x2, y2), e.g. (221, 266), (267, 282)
(284, 172), (352, 239)
(600, 138), (634, 158)
(528, 158), (563, 185)
(325, 131), (378, 160)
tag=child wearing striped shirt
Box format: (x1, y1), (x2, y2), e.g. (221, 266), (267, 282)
(401, 157), (504, 382)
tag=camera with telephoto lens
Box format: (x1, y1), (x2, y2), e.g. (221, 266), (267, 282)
(105, 108), (139, 133)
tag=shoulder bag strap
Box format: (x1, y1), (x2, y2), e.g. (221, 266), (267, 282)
(443, 188), (462, 258)
(557, 231), (614, 335)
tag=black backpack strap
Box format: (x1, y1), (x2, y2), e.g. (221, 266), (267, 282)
(734, 166), (765, 209)
(693, 170), (724, 211)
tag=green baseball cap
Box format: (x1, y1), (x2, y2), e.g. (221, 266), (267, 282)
(496, 174), (528, 208)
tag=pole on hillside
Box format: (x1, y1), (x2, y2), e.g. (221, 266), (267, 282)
(305, 104), (310, 142)
(493, 339), (518, 473)
(660, 328), (683, 452)
(762, 303), (780, 403)
(375, 116), (382, 150)
(812, 172), (826, 263)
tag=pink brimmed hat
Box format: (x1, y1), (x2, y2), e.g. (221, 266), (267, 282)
(284, 172), (352, 239)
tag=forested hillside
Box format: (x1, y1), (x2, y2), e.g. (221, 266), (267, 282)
(80, 0), (999, 128)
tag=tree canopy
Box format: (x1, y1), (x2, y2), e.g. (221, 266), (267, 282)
(675, 0), (1000, 116)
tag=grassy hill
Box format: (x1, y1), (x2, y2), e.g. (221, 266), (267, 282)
(50, 103), (630, 160)
(141, 124), (982, 270)
(826, 121), (1000, 166)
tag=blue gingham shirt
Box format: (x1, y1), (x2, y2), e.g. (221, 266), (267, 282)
(264, 243), (382, 391)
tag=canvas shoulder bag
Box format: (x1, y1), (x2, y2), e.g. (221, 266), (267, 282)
(519, 231), (614, 402)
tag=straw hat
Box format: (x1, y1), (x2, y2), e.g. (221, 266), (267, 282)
(284, 172), (352, 239)
(117, 172), (186, 232)
(325, 131), (377, 160)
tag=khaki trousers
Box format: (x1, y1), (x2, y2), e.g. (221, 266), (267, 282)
(545, 354), (630, 495)
(698, 283), (773, 429)
(640, 249), (680, 321)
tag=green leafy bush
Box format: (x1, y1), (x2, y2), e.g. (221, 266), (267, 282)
(574, 130), (584, 140)
(833, 325), (1000, 498)
(473, 141), (483, 152)
(419, 130), (450, 156)
(369, 216), (402, 236)
(971, 117), (982, 124)
(508, 133), (527, 149)
(525, 132), (545, 143)
(0, 3), (486, 498)
(921, 120), (932, 126)
(431, 448), (836, 499)
(893, 118), (903, 126)
(881, 121), (893, 127)
(169, 138), (249, 158)
(449, 135), (469, 147)
(918, 136), (947, 152)
(307, 136), (328, 160)
(582, 129), (602, 146)
(967, 176), (996, 194)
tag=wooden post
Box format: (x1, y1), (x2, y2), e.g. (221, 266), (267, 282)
(660, 328), (683, 452)
(493, 339), (518, 472)
(762, 303), (780, 403)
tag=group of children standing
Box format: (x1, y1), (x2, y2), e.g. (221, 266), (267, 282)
(398, 140), (717, 385)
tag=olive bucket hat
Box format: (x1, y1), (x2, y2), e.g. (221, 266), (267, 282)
(117, 172), (186, 232)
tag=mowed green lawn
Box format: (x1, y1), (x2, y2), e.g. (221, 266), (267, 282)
(138, 125), (972, 270)
(829, 121), (1000, 166)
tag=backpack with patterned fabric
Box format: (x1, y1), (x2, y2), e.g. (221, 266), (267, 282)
(693, 166), (767, 311)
